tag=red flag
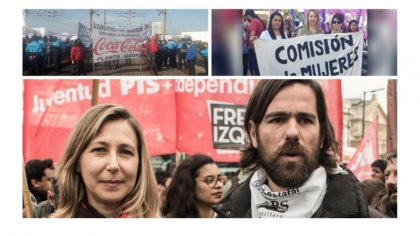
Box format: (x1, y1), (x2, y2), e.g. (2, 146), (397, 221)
(23, 79), (177, 164)
(23, 79), (345, 164)
(319, 80), (343, 159)
(347, 116), (379, 181)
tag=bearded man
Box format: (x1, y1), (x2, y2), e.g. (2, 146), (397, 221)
(213, 79), (384, 218)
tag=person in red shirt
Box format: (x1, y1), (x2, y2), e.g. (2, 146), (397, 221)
(70, 39), (86, 75)
(244, 9), (266, 75)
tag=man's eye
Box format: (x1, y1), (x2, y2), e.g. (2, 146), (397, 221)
(270, 117), (286, 124)
(298, 118), (313, 125)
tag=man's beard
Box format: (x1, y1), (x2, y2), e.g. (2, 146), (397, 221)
(388, 184), (397, 209)
(257, 136), (320, 189)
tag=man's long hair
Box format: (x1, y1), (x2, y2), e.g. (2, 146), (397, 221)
(240, 79), (338, 172)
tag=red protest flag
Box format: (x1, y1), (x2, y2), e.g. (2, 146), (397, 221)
(319, 79), (343, 159)
(347, 116), (379, 181)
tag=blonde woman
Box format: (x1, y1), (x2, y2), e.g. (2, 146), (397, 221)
(298, 9), (324, 36)
(51, 104), (159, 218)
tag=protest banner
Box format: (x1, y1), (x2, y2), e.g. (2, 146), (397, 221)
(175, 79), (257, 163)
(254, 32), (363, 76)
(23, 80), (176, 163)
(23, 79), (343, 164)
(347, 116), (379, 181)
(77, 22), (92, 48)
(92, 23), (151, 63)
(23, 26), (45, 37)
(324, 9), (368, 40)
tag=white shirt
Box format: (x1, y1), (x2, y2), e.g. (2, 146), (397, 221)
(259, 30), (288, 40)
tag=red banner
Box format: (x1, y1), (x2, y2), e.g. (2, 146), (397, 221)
(347, 116), (379, 181)
(23, 79), (343, 164)
(176, 79), (257, 162)
(23, 80), (176, 164)
(320, 80), (343, 158)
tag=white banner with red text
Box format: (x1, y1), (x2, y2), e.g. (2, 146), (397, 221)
(92, 23), (151, 63)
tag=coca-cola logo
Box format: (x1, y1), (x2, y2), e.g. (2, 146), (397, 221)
(93, 37), (144, 55)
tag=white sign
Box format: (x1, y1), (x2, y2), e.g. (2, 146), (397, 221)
(92, 22), (152, 63)
(254, 32), (363, 76)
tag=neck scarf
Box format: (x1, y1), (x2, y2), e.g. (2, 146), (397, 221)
(250, 166), (327, 218)
(75, 199), (137, 218)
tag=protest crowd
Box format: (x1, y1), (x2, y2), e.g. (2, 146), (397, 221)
(242, 9), (368, 76)
(23, 79), (397, 218)
(23, 34), (208, 76)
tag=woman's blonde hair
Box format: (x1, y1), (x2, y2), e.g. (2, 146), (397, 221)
(303, 9), (324, 34)
(51, 104), (159, 218)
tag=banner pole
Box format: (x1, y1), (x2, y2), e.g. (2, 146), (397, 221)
(93, 61), (96, 76)
(91, 79), (99, 106)
(22, 163), (33, 218)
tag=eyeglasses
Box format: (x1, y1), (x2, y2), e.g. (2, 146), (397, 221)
(199, 175), (224, 187)
(332, 20), (342, 24)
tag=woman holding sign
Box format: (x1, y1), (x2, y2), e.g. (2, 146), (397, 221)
(258, 11), (288, 40)
(298, 9), (324, 36)
(51, 104), (159, 218)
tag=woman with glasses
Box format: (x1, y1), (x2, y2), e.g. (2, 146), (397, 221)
(162, 154), (224, 218)
(298, 9), (324, 36)
(328, 13), (346, 34)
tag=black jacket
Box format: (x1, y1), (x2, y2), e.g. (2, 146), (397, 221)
(212, 169), (384, 218)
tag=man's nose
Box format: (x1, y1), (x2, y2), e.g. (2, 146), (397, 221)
(285, 119), (299, 141)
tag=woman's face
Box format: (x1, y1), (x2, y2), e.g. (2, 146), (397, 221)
(194, 163), (223, 206)
(78, 119), (139, 210)
(271, 15), (282, 30)
(331, 17), (343, 31)
(284, 21), (290, 30)
(350, 22), (358, 32)
(308, 11), (318, 27)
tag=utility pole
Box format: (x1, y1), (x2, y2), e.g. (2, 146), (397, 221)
(89, 9), (93, 31)
(157, 9), (167, 39)
(163, 10), (167, 39)
(362, 88), (385, 136)
(116, 10), (144, 28)
(103, 9), (106, 25)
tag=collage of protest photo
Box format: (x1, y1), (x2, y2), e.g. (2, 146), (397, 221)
(12, 2), (410, 235)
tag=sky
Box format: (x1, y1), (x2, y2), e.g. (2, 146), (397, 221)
(23, 9), (208, 35)
(342, 79), (388, 113)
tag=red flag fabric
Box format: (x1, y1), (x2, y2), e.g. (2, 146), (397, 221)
(23, 79), (177, 164)
(23, 79), (343, 164)
(319, 80), (343, 159)
(176, 79), (257, 162)
(347, 116), (379, 181)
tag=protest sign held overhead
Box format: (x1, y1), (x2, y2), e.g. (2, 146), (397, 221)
(92, 23), (151, 63)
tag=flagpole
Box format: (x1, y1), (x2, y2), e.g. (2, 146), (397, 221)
(22, 164), (33, 218)
(91, 80), (99, 106)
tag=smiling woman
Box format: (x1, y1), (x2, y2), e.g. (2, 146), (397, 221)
(51, 104), (159, 218)
(162, 154), (224, 218)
